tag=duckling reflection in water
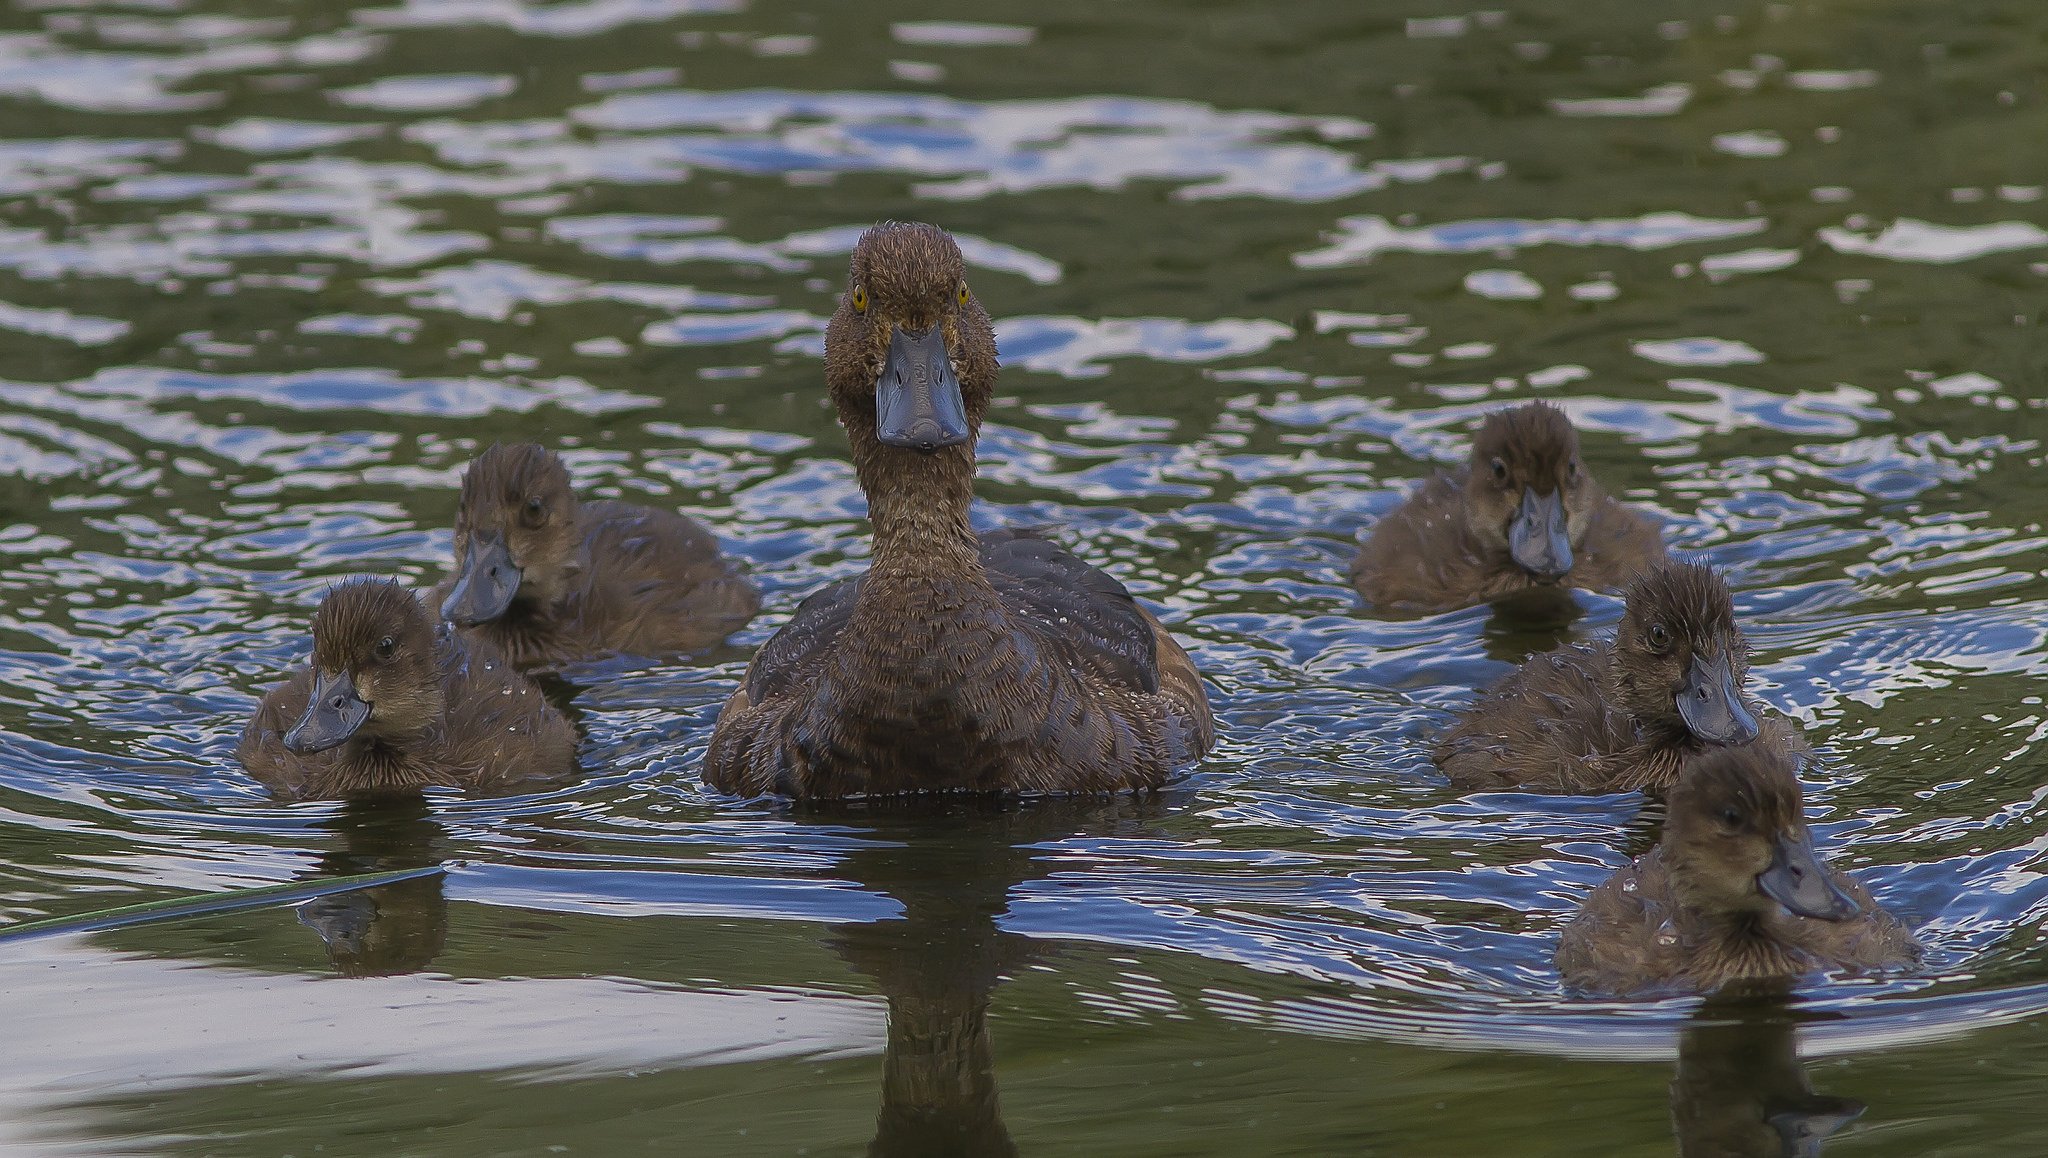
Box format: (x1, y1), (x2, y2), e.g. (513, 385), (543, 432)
(1437, 561), (1791, 793)
(1672, 984), (1866, 1158)
(238, 577), (578, 800)
(704, 222), (1213, 798)
(433, 442), (759, 667)
(296, 798), (450, 978)
(1557, 745), (1918, 997)
(1351, 401), (1664, 614)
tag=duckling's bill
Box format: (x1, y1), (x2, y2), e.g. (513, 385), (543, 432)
(284, 669), (372, 754)
(1758, 830), (1860, 921)
(1508, 486), (1572, 579)
(1678, 650), (1759, 745)
(442, 532), (521, 626)
(876, 325), (969, 452)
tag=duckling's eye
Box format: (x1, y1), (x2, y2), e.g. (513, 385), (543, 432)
(1647, 623), (1671, 652)
(1567, 458), (1581, 483)
(1489, 457), (1508, 484)
(373, 635), (396, 662)
(851, 284), (868, 313)
(522, 495), (547, 527)
(1718, 805), (1743, 828)
(957, 282), (971, 307)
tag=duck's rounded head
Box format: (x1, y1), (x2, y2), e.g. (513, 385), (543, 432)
(1611, 561), (1761, 747)
(287, 577), (442, 755)
(1665, 745), (1858, 922)
(823, 221), (999, 456)
(1463, 401), (1586, 582)
(442, 443), (578, 626)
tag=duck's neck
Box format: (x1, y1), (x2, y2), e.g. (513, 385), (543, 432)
(849, 423), (983, 580)
(1682, 908), (1809, 976)
(326, 735), (438, 794)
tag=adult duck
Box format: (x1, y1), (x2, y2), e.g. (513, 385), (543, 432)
(1556, 744), (1918, 996)
(1352, 401), (1664, 613)
(434, 442), (758, 666)
(239, 577), (577, 799)
(1436, 560), (1785, 792)
(703, 221), (1213, 798)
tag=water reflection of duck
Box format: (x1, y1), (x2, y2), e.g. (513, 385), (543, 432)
(432, 442), (759, 667)
(238, 577), (577, 800)
(1351, 401), (1664, 614)
(704, 222), (1213, 798)
(296, 797), (449, 978)
(1556, 745), (1918, 997)
(1671, 984), (1866, 1158)
(1436, 561), (1788, 793)
(826, 798), (1160, 1157)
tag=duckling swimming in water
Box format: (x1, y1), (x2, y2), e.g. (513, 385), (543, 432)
(703, 221), (1214, 798)
(432, 442), (758, 667)
(1436, 560), (1784, 792)
(1351, 401), (1664, 614)
(238, 577), (577, 799)
(1556, 744), (1918, 996)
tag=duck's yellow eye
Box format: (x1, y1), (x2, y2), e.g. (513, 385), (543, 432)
(957, 282), (970, 307)
(851, 285), (868, 312)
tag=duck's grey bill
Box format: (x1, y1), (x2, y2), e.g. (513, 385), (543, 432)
(1677, 650), (1760, 745)
(875, 325), (969, 452)
(441, 533), (520, 625)
(283, 669), (372, 755)
(1757, 830), (1859, 922)
(1508, 486), (1573, 580)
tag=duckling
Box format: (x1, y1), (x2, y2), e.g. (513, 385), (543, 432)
(1556, 744), (1918, 996)
(1351, 401), (1664, 613)
(703, 221), (1214, 798)
(238, 577), (577, 799)
(432, 442), (759, 667)
(1436, 560), (1784, 792)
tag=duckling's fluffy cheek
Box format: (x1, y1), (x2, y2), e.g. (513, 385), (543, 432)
(508, 523), (574, 591)
(1461, 488), (1514, 545)
(1675, 841), (1774, 910)
(351, 671), (385, 709)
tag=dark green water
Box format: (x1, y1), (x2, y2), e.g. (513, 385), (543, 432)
(3, 0), (2046, 1153)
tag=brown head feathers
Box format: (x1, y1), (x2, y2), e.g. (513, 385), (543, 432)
(1672, 743), (1805, 837)
(457, 442), (575, 532)
(1621, 560), (1743, 657)
(848, 221), (970, 324)
(311, 577), (434, 674)
(1470, 401), (1581, 491)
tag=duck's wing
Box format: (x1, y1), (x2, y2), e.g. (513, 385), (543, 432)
(235, 666), (319, 797)
(744, 575), (862, 703)
(436, 628), (579, 788)
(1435, 642), (1636, 790)
(1555, 853), (1684, 996)
(1572, 492), (1667, 589)
(1350, 471), (1497, 613)
(578, 501), (761, 651)
(979, 529), (1159, 694)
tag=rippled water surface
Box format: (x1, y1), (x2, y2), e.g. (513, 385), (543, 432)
(4, 0), (2048, 1153)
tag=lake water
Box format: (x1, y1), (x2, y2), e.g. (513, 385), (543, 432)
(3, 0), (2047, 1153)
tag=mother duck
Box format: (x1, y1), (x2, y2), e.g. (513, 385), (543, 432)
(704, 222), (1214, 798)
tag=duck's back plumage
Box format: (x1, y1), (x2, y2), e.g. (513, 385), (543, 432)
(709, 530), (1211, 798)
(1434, 639), (1635, 792)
